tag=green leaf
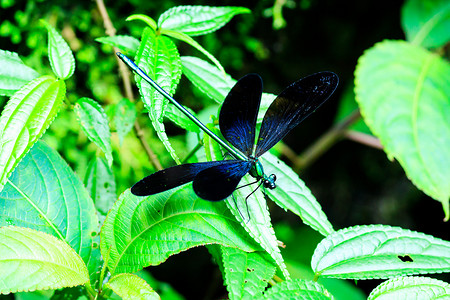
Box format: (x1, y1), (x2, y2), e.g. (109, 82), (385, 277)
(228, 179), (290, 279)
(100, 188), (259, 275)
(262, 278), (335, 300)
(220, 247), (276, 300)
(355, 40), (450, 218)
(162, 30), (225, 76)
(114, 98), (136, 145)
(74, 97), (113, 167)
(126, 14), (157, 31)
(84, 156), (116, 217)
(157, 5), (250, 36)
(368, 276), (450, 300)
(135, 28), (182, 163)
(401, 0), (450, 48)
(181, 56), (235, 103)
(0, 50), (39, 96)
(164, 103), (200, 133)
(96, 35), (140, 55)
(0, 75), (65, 192)
(262, 153), (334, 236)
(0, 141), (99, 278)
(0, 226), (89, 294)
(41, 20), (75, 80)
(311, 224), (450, 279)
(105, 273), (160, 300)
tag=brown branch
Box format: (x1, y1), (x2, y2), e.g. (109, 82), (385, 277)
(345, 130), (383, 149)
(95, 0), (162, 170)
(292, 109), (362, 172)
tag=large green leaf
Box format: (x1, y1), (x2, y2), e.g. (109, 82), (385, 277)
(368, 276), (450, 300)
(262, 153), (334, 236)
(157, 5), (250, 36)
(0, 226), (89, 294)
(311, 224), (450, 279)
(401, 0), (450, 48)
(105, 273), (160, 300)
(0, 141), (99, 278)
(164, 103), (200, 133)
(41, 20), (75, 80)
(181, 56), (235, 103)
(0, 50), (39, 96)
(219, 247), (276, 300)
(355, 40), (450, 218)
(0, 75), (65, 192)
(228, 178), (290, 279)
(100, 188), (260, 275)
(74, 97), (113, 167)
(135, 28), (182, 163)
(261, 279), (334, 300)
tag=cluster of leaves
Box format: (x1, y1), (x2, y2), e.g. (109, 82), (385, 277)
(0, 1), (449, 300)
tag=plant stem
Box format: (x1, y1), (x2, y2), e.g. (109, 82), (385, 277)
(292, 109), (362, 172)
(95, 0), (162, 170)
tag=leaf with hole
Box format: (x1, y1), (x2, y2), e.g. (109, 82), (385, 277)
(311, 224), (450, 279)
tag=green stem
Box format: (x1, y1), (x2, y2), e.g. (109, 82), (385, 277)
(117, 52), (247, 161)
(182, 140), (203, 163)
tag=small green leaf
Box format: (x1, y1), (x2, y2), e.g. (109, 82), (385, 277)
(135, 28), (182, 163)
(84, 156), (116, 217)
(220, 247), (276, 300)
(368, 276), (450, 300)
(96, 35), (140, 55)
(114, 98), (136, 145)
(0, 50), (39, 96)
(162, 30), (225, 76)
(74, 97), (113, 167)
(0, 75), (65, 192)
(164, 103), (200, 133)
(262, 153), (334, 236)
(157, 5), (251, 36)
(0, 141), (99, 278)
(262, 278), (335, 300)
(355, 40), (450, 218)
(126, 14), (157, 31)
(100, 188), (259, 275)
(311, 224), (450, 279)
(41, 20), (75, 80)
(181, 56), (235, 103)
(229, 179), (290, 279)
(401, 0), (450, 48)
(0, 226), (89, 294)
(105, 273), (160, 300)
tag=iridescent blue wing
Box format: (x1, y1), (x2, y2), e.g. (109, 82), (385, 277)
(193, 160), (252, 201)
(219, 74), (263, 157)
(131, 161), (225, 196)
(255, 72), (338, 157)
